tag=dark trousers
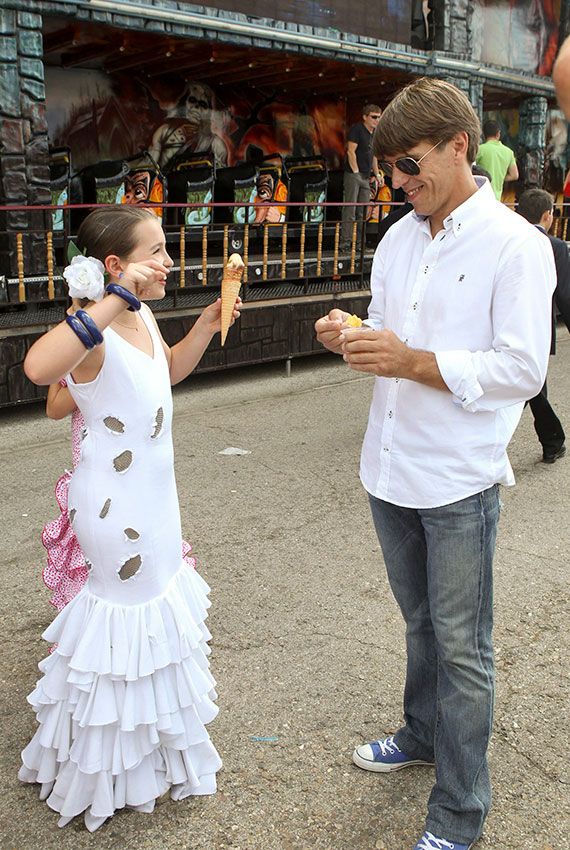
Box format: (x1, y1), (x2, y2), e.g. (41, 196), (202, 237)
(528, 379), (565, 454)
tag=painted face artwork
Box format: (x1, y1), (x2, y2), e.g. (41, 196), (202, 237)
(123, 171), (151, 204)
(184, 83), (212, 127)
(255, 173), (275, 201)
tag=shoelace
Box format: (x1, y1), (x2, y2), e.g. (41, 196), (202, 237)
(416, 832), (456, 849)
(375, 735), (401, 756)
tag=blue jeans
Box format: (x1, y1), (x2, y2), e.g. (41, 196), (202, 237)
(368, 486), (500, 844)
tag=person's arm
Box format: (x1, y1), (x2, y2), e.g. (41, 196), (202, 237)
(342, 228), (445, 388)
(46, 383), (76, 420)
(343, 230), (556, 406)
(553, 35), (570, 119)
(372, 156), (384, 186)
(435, 231), (555, 410)
(346, 141), (359, 174)
(505, 158), (519, 182)
(24, 259), (169, 386)
(145, 298), (242, 385)
(315, 233), (392, 352)
(343, 329), (448, 390)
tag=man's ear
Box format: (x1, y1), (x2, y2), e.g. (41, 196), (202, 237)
(452, 131), (469, 162)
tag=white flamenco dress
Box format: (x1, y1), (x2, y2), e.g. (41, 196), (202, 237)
(19, 306), (221, 830)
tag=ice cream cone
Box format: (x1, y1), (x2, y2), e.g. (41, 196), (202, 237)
(220, 253), (245, 346)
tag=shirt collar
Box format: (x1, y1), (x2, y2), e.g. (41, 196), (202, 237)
(412, 176), (496, 238)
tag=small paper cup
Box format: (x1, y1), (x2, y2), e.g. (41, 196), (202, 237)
(340, 323), (375, 338)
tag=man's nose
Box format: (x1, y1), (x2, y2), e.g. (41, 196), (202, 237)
(390, 167), (409, 190)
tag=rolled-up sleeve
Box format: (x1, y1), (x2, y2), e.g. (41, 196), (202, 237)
(435, 230), (555, 412)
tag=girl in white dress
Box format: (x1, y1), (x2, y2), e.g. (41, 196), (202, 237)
(21, 206), (241, 831)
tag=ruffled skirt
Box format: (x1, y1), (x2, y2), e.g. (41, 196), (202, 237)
(19, 564), (221, 831)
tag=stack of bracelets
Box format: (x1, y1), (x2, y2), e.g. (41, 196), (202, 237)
(65, 284), (141, 350)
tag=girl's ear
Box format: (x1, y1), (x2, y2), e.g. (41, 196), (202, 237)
(105, 254), (123, 277)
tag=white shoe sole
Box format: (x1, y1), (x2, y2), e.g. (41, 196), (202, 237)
(352, 748), (434, 773)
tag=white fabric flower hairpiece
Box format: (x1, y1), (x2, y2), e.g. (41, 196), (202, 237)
(62, 254), (106, 302)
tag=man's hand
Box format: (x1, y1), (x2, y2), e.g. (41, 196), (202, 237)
(342, 328), (449, 390)
(315, 308), (351, 353)
(342, 328), (412, 376)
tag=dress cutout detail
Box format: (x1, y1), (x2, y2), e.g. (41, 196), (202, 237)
(41, 388), (196, 613)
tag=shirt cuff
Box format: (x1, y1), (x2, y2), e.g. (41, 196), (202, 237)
(435, 350), (484, 410)
(365, 317), (383, 331)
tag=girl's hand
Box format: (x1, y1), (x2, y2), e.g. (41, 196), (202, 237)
(119, 260), (170, 299)
(198, 297), (242, 335)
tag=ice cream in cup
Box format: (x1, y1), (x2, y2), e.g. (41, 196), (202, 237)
(340, 315), (375, 338)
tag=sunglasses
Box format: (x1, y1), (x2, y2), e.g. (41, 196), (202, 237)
(369, 114), (381, 119)
(378, 140), (443, 176)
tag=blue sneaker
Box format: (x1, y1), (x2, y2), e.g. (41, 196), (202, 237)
(413, 831), (473, 850)
(352, 735), (434, 773)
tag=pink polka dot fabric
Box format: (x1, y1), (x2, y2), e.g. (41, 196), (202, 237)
(41, 469), (89, 611)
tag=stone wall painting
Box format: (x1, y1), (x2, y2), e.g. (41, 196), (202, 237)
(471, 0), (560, 75)
(544, 109), (567, 195)
(45, 66), (347, 177)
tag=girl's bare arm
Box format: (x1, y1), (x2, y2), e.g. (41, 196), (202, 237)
(46, 383), (76, 420)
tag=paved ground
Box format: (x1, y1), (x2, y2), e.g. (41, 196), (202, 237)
(0, 331), (569, 850)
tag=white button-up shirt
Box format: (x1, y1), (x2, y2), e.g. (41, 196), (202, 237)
(360, 178), (555, 508)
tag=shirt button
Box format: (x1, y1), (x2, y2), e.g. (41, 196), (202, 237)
(413, 302), (418, 310)
(388, 410), (393, 418)
(424, 266), (428, 273)
(395, 378), (400, 383)
(383, 447), (389, 452)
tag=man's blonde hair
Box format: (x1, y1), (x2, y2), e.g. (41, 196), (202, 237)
(373, 77), (481, 164)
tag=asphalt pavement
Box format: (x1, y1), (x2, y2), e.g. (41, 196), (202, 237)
(0, 333), (568, 850)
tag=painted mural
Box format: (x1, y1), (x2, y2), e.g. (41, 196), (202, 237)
(46, 67), (346, 172)
(471, 0), (561, 75)
(481, 106), (566, 208)
(45, 67), (347, 224)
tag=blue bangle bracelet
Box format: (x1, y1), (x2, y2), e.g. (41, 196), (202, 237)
(105, 283), (141, 312)
(75, 309), (104, 346)
(66, 314), (95, 349)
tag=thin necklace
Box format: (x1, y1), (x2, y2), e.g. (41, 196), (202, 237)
(113, 317), (139, 332)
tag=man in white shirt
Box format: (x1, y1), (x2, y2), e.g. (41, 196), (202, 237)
(315, 78), (554, 850)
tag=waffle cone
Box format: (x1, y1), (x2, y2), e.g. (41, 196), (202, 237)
(220, 253), (245, 345)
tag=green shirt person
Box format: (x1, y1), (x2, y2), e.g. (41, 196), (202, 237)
(476, 120), (519, 201)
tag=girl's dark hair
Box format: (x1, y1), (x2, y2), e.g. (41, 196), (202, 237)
(76, 207), (156, 263)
